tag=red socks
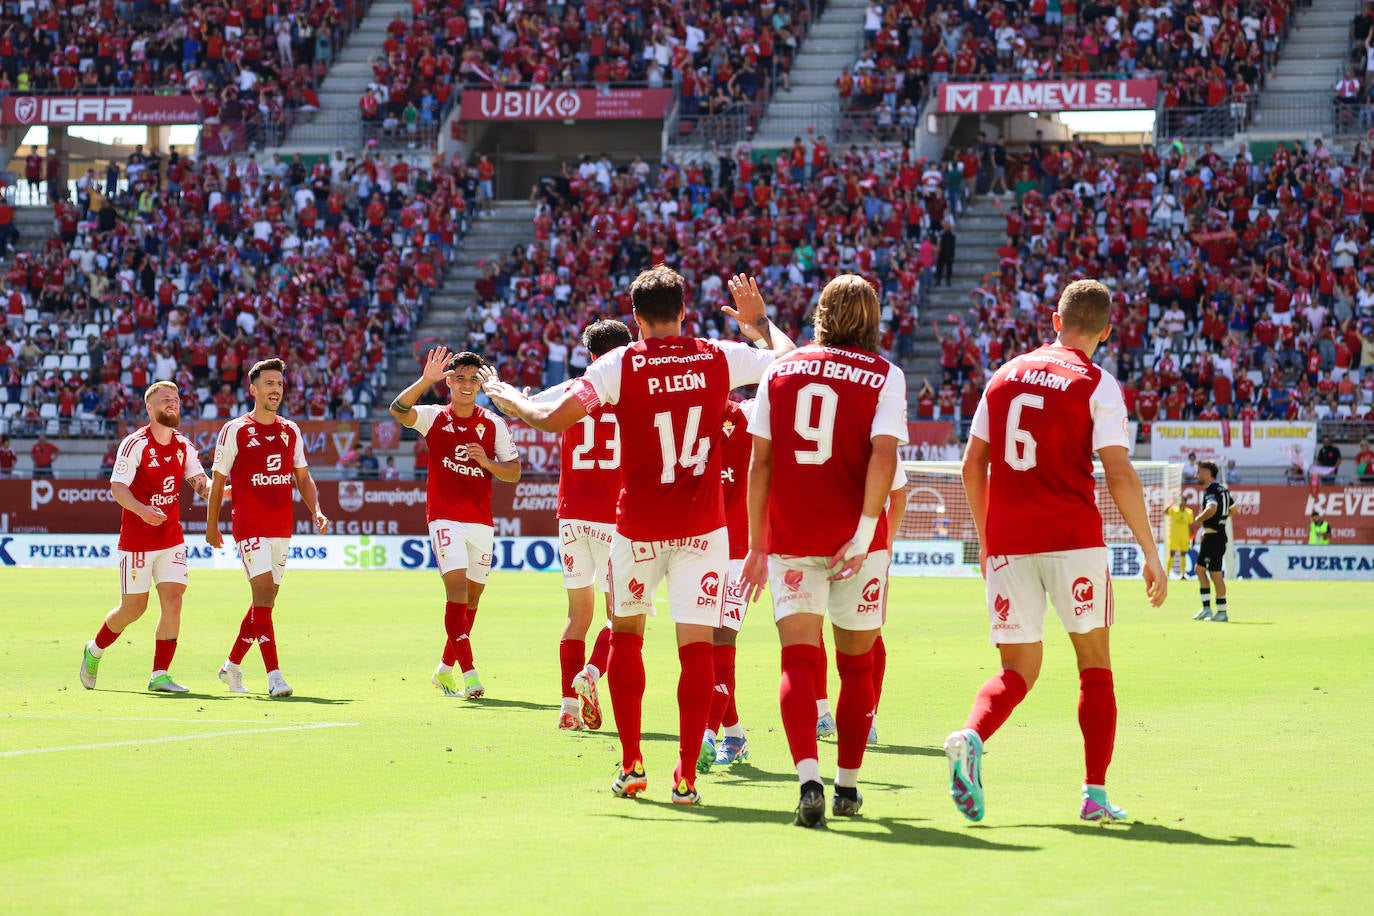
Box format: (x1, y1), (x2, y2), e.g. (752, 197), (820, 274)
(94, 623), (120, 650)
(676, 642), (714, 787)
(779, 643), (825, 766)
(587, 625), (612, 677)
(442, 601), (474, 670)
(707, 644), (736, 733)
(227, 607), (258, 665)
(256, 607), (279, 672)
(835, 649), (875, 770)
(1079, 668), (1117, 785)
(558, 638), (584, 699)
(870, 634), (887, 714)
(965, 668), (1029, 741)
(608, 632), (645, 770)
(153, 638), (177, 672)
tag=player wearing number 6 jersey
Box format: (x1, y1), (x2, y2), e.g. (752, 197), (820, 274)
(390, 348), (522, 700)
(207, 358), (329, 699)
(540, 319), (634, 731)
(740, 275), (908, 826)
(80, 381), (210, 693)
(943, 279), (1166, 826)
(485, 268), (794, 805)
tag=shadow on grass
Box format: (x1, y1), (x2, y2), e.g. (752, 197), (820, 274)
(709, 761), (913, 792)
(253, 695), (354, 706)
(1008, 822), (1294, 848)
(461, 698), (559, 712)
(603, 801), (1039, 850)
(863, 743), (947, 758)
(93, 689), (237, 700)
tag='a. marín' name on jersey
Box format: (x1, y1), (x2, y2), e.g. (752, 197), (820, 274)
(1004, 366), (1073, 392)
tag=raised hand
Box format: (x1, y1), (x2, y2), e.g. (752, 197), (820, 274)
(421, 346), (453, 383)
(723, 273), (770, 339)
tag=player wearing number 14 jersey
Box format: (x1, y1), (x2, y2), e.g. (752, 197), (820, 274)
(80, 381), (210, 693)
(485, 268), (794, 805)
(943, 279), (1166, 826)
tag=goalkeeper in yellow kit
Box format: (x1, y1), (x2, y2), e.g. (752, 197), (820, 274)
(1165, 497), (1194, 580)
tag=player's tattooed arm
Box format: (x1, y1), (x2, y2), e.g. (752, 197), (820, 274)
(725, 274), (796, 355)
(189, 473), (211, 500)
(388, 396), (411, 417)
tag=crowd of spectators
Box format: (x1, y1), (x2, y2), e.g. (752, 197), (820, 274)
(0, 0), (369, 147)
(0, 143), (489, 441)
(361, 0), (819, 143)
(841, 0), (1294, 135)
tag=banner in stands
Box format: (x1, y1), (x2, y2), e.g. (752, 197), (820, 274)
(0, 479), (558, 537)
(0, 95), (202, 126)
(115, 419), (362, 466)
(900, 421), (955, 460)
(1150, 421), (1316, 469)
(508, 423), (562, 473)
(459, 89), (675, 121)
(934, 79), (1159, 114)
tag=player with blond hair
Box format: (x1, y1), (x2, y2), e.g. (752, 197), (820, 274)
(79, 381), (211, 693)
(943, 279), (1166, 825)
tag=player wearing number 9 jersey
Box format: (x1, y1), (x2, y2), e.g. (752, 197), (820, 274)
(740, 275), (907, 826)
(541, 319), (634, 732)
(484, 267), (795, 805)
(943, 279), (1166, 827)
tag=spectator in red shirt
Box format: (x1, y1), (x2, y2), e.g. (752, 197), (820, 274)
(31, 433), (59, 478)
(0, 434), (16, 477)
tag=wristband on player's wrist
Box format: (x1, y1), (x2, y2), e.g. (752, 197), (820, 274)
(846, 515), (880, 560)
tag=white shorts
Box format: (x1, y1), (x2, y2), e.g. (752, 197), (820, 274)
(559, 518), (613, 591)
(768, 551), (890, 632)
(984, 547), (1113, 646)
(429, 520), (494, 583)
(118, 545), (188, 595)
(719, 557), (750, 632)
(609, 527), (728, 627)
(238, 536), (290, 585)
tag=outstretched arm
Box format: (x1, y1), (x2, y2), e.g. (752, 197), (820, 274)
(390, 346), (453, 426)
(723, 274), (796, 354)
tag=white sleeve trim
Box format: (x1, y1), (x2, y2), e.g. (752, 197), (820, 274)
(970, 396), (990, 442)
(871, 363), (910, 443)
(746, 363), (776, 440)
(411, 404), (443, 436)
(110, 434), (144, 486)
(581, 345), (626, 407)
(721, 339), (776, 389)
(181, 435), (206, 480)
(491, 414), (518, 462)
(211, 418), (240, 477)
(286, 419), (309, 469)
(1090, 371), (1132, 453)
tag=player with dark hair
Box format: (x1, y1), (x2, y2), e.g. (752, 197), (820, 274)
(208, 358), (329, 697)
(1191, 460), (1232, 622)
(943, 279), (1166, 825)
(80, 381), (210, 692)
(390, 347), (522, 699)
(537, 319), (633, 730)
(484, 268), (793, 806)
(739, 274), (908, 826)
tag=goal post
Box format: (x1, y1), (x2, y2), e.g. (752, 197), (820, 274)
(893, 460), (1184, 577)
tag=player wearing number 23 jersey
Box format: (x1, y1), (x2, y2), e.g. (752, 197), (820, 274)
(482, 267), (795, 806)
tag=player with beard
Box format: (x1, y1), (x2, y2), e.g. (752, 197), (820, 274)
(484, 268), (793, 805)
(390, 348), (522, 700)
(207, 358), (329, 698)
(79, 381), (211, 693)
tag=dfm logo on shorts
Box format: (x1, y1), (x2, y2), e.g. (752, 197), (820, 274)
(857, 577), (882, 614)
(698, 571), (720, 607)
(1072, 576), (1094, 616)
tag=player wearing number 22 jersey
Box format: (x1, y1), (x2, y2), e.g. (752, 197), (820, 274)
(484, 267), (795, 805)
(943, 279), (1166, 827)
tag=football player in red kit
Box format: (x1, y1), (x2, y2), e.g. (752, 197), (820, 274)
(740, 274), (908, 826)
(943, 279), (1166, 825)
(390, 348), (522, 699)
(484, 268), (793, 805)
(207, 358), (330, 698)
(80, 381), (211, 693)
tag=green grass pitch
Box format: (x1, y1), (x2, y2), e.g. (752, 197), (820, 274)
(2, 570), (1371, 912)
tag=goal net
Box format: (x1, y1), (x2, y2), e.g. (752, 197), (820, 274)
(898, 460), (1184, 550)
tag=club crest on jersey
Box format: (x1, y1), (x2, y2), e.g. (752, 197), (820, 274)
(722, 419), (735, 436)
(475, 422), (486, 437)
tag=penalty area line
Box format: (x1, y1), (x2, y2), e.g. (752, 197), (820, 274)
(0, 722), (359, 758)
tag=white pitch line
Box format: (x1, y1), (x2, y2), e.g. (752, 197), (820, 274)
(9, 715), (316, 725)
(0, 722), (359, 758)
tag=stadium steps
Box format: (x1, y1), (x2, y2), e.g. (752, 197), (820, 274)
(1252, 0), (1360, 113)
(10, 206), (53, 256)
(751, 0), (868, 146)
(384, 200), (534, 387)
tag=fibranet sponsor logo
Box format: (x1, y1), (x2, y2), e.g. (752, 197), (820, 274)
(250, 473), (294, 486)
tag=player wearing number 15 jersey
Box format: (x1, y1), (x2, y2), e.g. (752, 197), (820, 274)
(943, 279), (1166, 826)
(740, 275), (907, 826)
(540, 319), (633, 732)
(207, 358), (329, 699)
(80, 381), (210, 693)
(485, 268), (794, 805)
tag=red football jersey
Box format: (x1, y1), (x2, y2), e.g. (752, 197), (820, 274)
(412, 404), (518, 525)
(212, 414), (308, 539)
(720, 399), (755, 559)
(575, 337), (774, 541)
(111, 427), (205, 551)
(539, 379), (621, 524)
(750, 346), (908, 557)
(969, 343), (1130, 555)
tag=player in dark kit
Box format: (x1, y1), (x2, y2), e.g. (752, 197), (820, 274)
(1191, 460), (1233, 622)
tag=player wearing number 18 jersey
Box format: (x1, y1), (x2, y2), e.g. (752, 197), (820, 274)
(740, 275), (907, 826)
(943, 279), (1166, 826)
(485, 268), (794, 805)
(79, 381), (210, 693)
